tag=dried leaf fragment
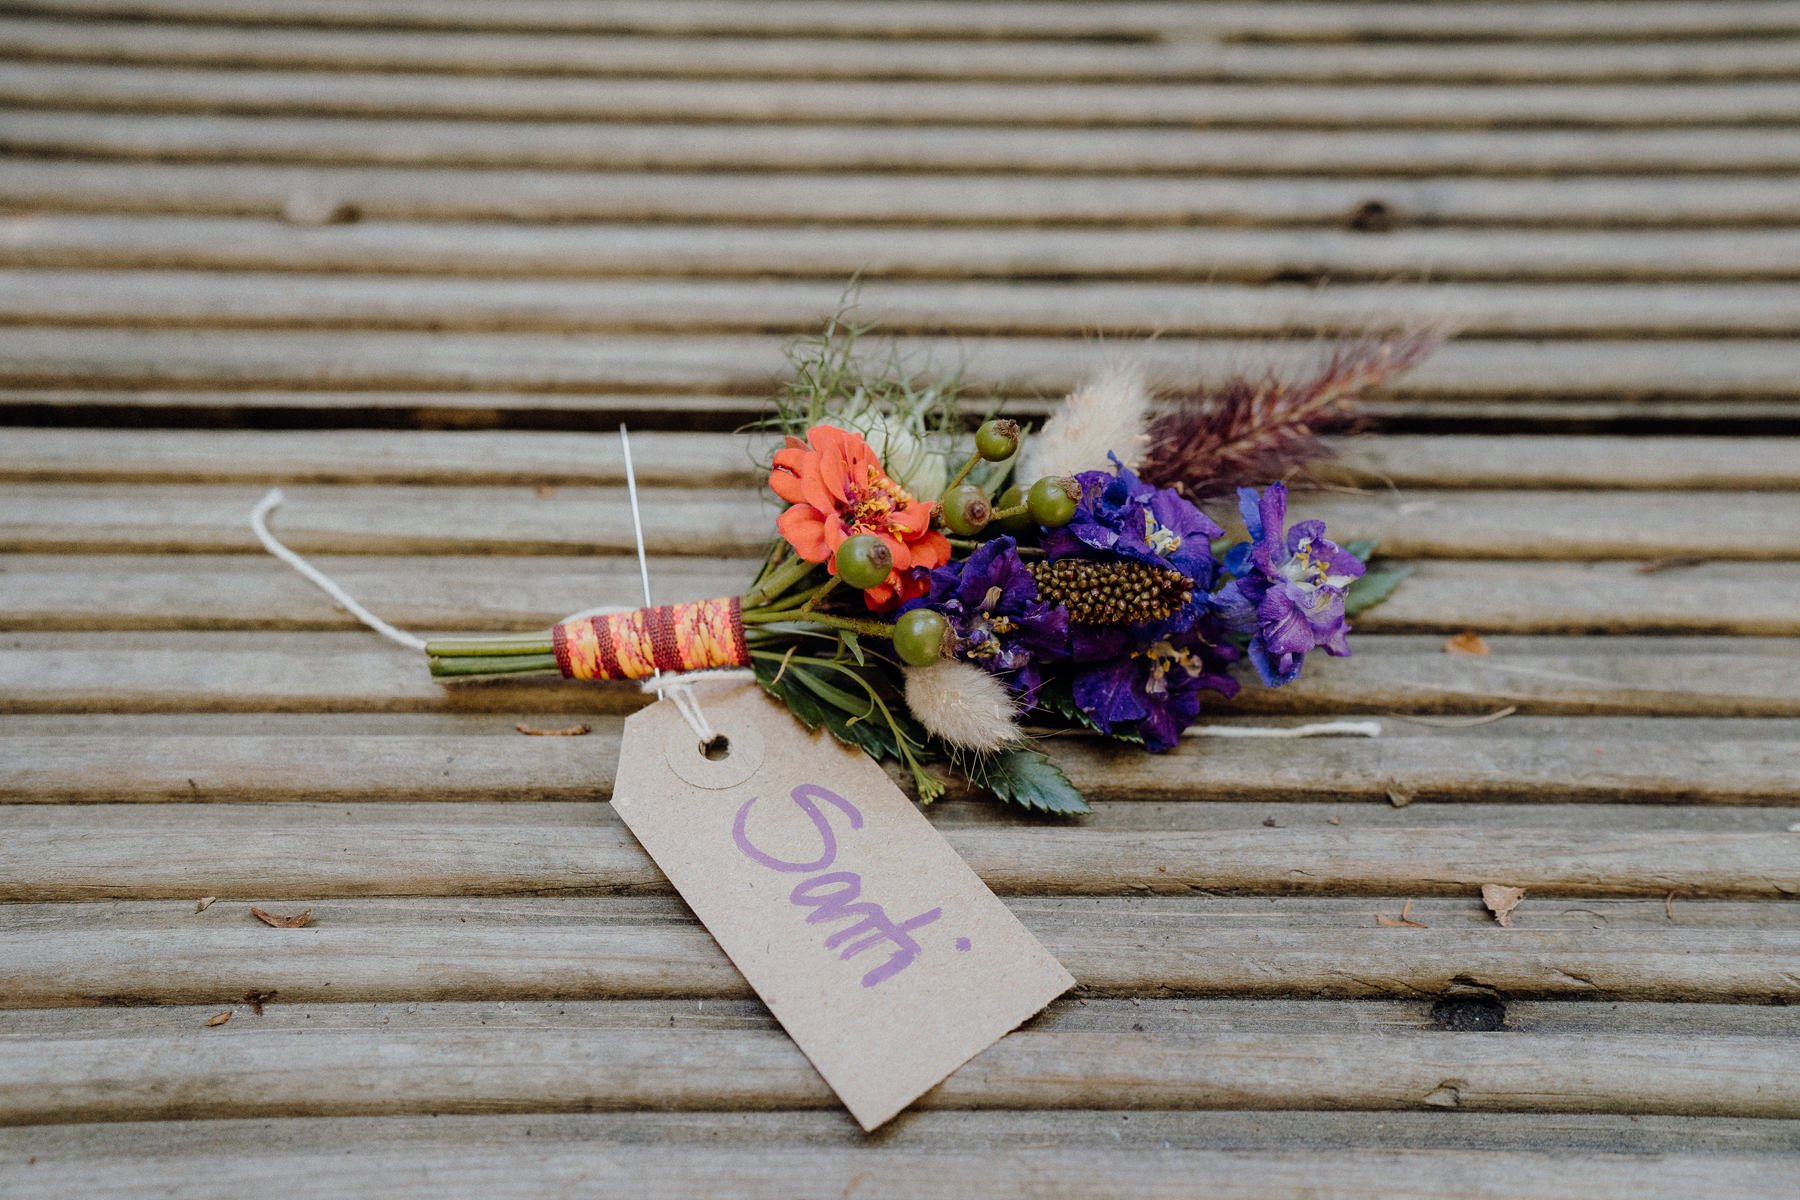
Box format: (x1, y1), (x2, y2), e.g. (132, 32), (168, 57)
(1636, 555), (1707, 575)
(515, 722), (590, 737)
(206, 1010), (232, 1027)
(250, 906), (313, 929)
(1386, 788), (1414, 809)
(243, 990), (277, 1015)
(194, 896), (217, 913)
(1443, 631), (1491, 656)
(1376, 898), (1429, 929)
(1481, 885), (1527, 927)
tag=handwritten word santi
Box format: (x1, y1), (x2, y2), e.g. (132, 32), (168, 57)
(732, 783), (948, 988)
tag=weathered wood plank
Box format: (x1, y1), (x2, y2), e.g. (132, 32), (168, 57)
(6, 273), (1799, 338)
(2, 555), (1793, 636)
(0, 331), (1794, 401)
(3, 632), (1795, 717)
(9, 1), (1798, 41)
(6, 430), (1798, 491)
(2, 802), (1793, 901)
(6, 713), (1797, 806)
(3, 1108), (1796, 1200)
(11, 65), (1800, 128)
(0, 992), (1794, 1126)
(13, 216), (1800, 283)
(10, 162), (1799, 227)
(5, 485), (1796, 561)
(10, 112), (1800, 173)
(6, 18), (1800, 83)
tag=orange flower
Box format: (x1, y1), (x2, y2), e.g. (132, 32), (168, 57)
(770, 424), (950, 608)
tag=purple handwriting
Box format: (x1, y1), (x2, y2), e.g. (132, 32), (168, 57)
(731, 783), (943, 988)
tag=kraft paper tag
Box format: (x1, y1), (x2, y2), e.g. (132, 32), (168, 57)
(610, 679), (1074, 1131)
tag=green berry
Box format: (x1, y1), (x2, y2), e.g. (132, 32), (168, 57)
(1027, 476), (1080, 527)
(938, 483), (991, 536)
(992, 484), (1032, 535)
(974, 418), (1021, 462)
(894, 609), (949, 666)
(834, 534), (893, 590)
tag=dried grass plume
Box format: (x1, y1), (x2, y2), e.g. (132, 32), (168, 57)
(904, 661), (1019, 753)
(1020, 360), (1151, 480)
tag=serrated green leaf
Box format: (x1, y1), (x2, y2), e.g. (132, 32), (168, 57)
(1345, 566), (1413, 618)
(979, 747), (1091, 816)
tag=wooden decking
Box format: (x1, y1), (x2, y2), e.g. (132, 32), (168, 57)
(1, 2), (1797, 1195)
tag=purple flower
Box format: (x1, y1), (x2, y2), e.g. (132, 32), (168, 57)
(1071, 620), (1240, 752)
(904, 537), (1068, 703)
(1218, 482), (1364, 687)
(1043, 460), (1224, 591)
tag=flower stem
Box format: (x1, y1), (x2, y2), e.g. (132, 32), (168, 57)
(989, 502), (1027, 521)
(428, 652), (558, 678)
(425, 635), (553, 658)
(742, 555), (819, 609)
(741, 610), (896, 638)
(946, 452), (981, 491)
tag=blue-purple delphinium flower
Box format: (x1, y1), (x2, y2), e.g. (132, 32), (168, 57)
(903, 536), (1068, 703)
(1070, 620), (1241, 752)
(1217, 482), (1365, 687)
(1042, 459), (1224, 591)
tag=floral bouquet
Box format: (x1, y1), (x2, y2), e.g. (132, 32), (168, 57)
(423, 315), (1436, 813)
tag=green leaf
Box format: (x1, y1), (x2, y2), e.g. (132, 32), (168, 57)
(1345, 566), (1413, 617)
(978, 747), (1091, 816)
(1342, 538), (1379, 563)
(840, 630), (866, 667)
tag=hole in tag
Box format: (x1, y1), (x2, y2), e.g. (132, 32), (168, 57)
(665, 720), (763, 790)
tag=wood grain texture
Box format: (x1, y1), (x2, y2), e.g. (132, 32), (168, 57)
(6, 484), (1798, 561)
(13, 216), (1800, 283)
(11, 65), (1800, 127)
(9, 1), (1799, 40)
(6, 17), (1800, 82)
(9, 112), (1800, 173)
(2, 1108), (1796, 1200)
(4, 632), (1796, 717)
(10, 162), (1800, 226)
(2, 804), (1794, 903)
(7, 713), (1798, 806)
(5, 273), (1799, 337)
(0, 994), (1794, 1127)
(6, 429), (1799, 490)
(2, 555), (1793, 636)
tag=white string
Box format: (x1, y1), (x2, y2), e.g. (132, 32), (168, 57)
(249, 488), (428, 652)
(1185, 719), (1381, 740)
(617, 424), (752, 745)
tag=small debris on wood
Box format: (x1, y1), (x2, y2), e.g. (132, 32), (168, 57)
(1386, 788), (1414, 809)
(282, 192), (360, 225)
(1443, 631), (1491, 656)
(205, 1010), (232, 1027)
(194, 896), (217, 913)
(534, 484), (558, 498)
(1376, 898), (1428, 929)
(1327, 815), (1342, 826)
(243, 990), (277, 1015)
(1262, 816), (1281, 828)
(1481, 884), (1527, 927)
(1665, 891), (1678, 920)
(516, 722), (591, 737)
(1635, 555), (1707, 575)
(250, 906), (313, 928)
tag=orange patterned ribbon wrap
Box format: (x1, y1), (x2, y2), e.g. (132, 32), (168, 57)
(552, 597), (750, 681)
